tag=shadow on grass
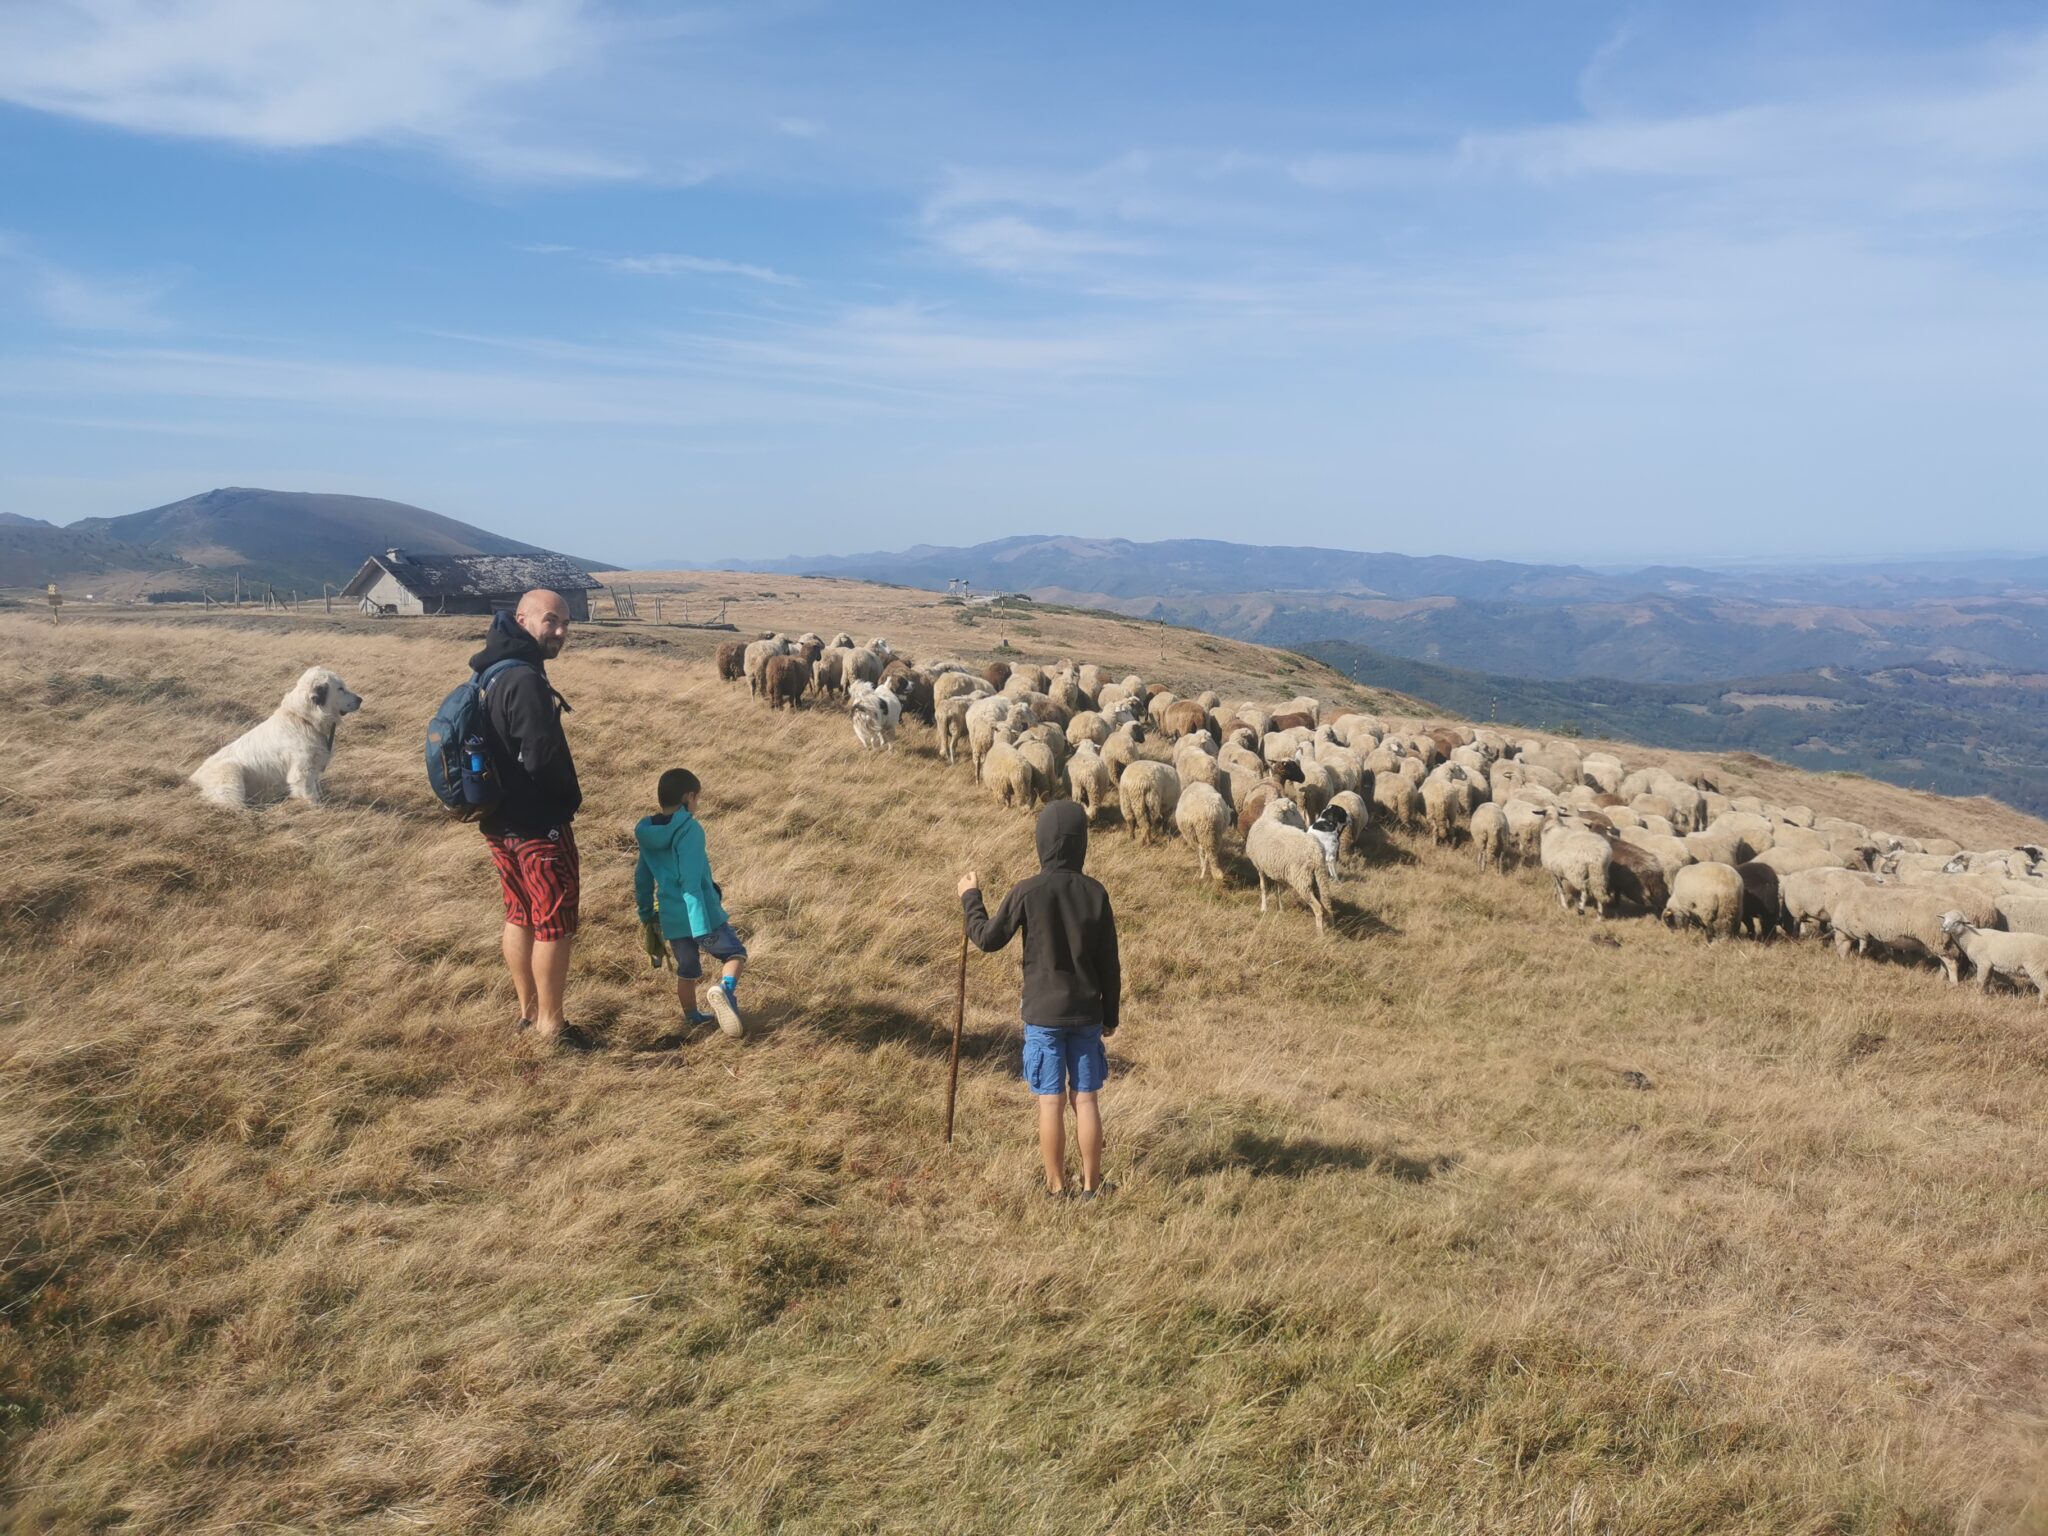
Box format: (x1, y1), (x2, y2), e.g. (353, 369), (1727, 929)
(1184, 1130), (1457, 1184)
(807, 1000), (1014, 1066)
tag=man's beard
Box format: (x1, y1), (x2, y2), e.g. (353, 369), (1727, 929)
(540, 635), (564, 657)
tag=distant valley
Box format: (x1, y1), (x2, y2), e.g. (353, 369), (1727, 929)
(1302, 641), (2048, 818)
(724, 533), (2048, 682)
(729, 532), (2048, 813)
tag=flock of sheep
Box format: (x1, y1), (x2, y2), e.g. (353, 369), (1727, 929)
(717, 630), (2048, 999)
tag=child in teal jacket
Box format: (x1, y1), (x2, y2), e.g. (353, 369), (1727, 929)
(634, 768), (748, 1039)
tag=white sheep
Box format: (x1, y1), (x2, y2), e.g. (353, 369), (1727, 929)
(1422, 762), (1479, 846)
(1175, 781), (1231, 883)
(1938, 913), (2048, 1001)
(1540, 816), (1613, 918)
(1830, 886), (1960, 983)
(1780, 866), (1876, 937)
(743, 636), (791, 697)
(1067, 742), (1120, 825)
(1245, 798), (1333, 936)
(1118, 761), (1180, 846)
(1471, 801), (1509, 872)
(983, 739), (1047, 811)
(937, 695), (979, 766)
(1016, 735), (1064, 801)
(1102, 720), (1151, 784)
(1664, 862), (1744, 940)
(966, 696), (1032, 781)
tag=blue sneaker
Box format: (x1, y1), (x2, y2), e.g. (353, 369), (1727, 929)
(684, 1009), (716, 1029)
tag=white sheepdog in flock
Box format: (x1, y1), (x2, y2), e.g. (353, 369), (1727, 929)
(848, 679), (902, 751)
(190, 666), (363, 807)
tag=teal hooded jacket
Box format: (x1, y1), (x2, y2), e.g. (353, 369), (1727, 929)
(633, 810), (728, 940)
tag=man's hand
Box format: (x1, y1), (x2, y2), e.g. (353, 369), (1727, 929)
(957, 870), (978, 898)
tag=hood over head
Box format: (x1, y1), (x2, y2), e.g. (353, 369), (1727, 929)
(636, 807), (694, 855)
(1036, 800), (1088, 872)
(469, 608), (547, 675)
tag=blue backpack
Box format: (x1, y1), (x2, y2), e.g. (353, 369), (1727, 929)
(425, 659), (532, 817)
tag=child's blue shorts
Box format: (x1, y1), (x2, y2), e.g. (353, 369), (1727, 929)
(1022, 1024), (1107, 1096)
(669, 923), (747, 980)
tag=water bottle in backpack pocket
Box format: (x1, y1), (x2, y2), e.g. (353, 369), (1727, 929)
(425, 659), (532, 818)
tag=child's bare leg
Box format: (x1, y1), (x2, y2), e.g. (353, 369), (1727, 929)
(1073, 1091), (1103, 1191)
(722, 956), (745, 983)
(674, 971), (692, 1018)
(1035, 1093), (1067, 1194)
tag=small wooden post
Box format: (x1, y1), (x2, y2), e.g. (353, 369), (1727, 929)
(46, 582), (60, 623)
(944, 918), (969, 1144)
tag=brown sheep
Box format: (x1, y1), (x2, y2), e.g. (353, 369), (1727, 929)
(1160, 699), (1213, 740)
(880, 661), (935, 725)
(763, 654), (812, 710)
(1604, 835), (1670, 917)
(715, 641), (747, 682)
(984, 662), (1012, 691)
(765, 655), (811, 716)
(1269, 710), (1315, 733)
(1145, 682), (1171, 700)
(1736, 861), (1784, 939)
(1235, 760), (1305, 838)
(797, 637), (824, 663)
(1015, 692), (1072, 728)
(811, 648), (846, 698)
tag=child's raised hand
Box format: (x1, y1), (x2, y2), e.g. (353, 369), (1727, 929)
(957, 870), (978, 897)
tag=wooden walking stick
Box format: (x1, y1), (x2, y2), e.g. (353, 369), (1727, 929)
(944, 914), (968, 1144)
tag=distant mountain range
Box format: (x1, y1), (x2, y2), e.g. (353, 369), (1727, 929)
(1305, 639), (2048, 818)
(721, 534), (2048, 683)
(3, 488), (614, 598)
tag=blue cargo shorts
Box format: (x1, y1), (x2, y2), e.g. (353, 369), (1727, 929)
(669, 922), (747, 980)
(1022, 1024), (1107, 1096)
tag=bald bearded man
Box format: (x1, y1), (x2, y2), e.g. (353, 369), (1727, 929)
(470, 589), (586, 1047)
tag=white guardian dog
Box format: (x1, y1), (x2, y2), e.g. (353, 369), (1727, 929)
(191, 666), (363, 807)
(848, 679), (902, 751)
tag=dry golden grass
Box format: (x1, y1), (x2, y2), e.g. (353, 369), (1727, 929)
(3, 582), (2046, 1535)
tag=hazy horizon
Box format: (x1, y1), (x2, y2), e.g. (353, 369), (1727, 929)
(6, 3), (2048, 564)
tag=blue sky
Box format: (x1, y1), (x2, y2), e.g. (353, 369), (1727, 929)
(2, 0), (2045, 566)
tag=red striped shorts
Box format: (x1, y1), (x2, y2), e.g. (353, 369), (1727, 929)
(484, 825), (580, 941)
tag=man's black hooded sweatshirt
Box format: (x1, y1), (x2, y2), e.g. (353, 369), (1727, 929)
(962, 801), (1121, 1033)
(468, 610), (581, 838)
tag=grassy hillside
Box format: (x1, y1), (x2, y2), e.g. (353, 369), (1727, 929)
(28, 487), (614, 602)
(1307, 639), (2048, 819)
(4, 578), (2046, 1533)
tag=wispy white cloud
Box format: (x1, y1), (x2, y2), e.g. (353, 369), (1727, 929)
(603, 252), (799, 285)
(0, 0), (637, 179)
(927, 216), (1149, 274)
(0, 235), (174, 331)
(524, 243), (798, 286)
